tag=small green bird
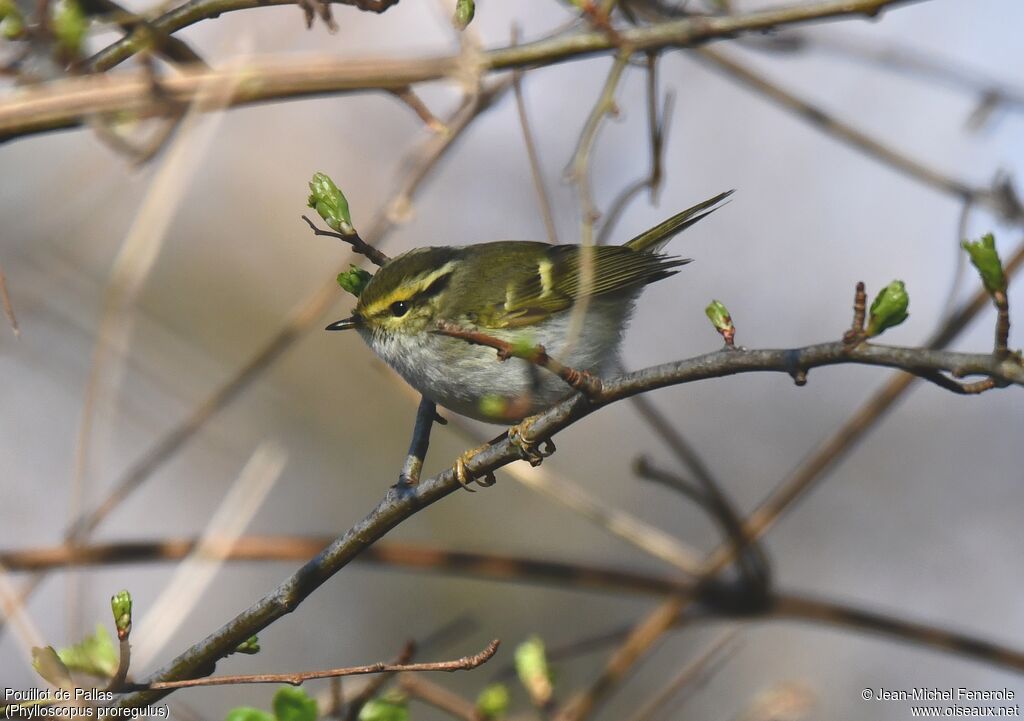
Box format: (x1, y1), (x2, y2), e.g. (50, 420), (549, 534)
(328, 190), (733, 423)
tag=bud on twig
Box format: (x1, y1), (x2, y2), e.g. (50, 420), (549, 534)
(0, 0), (25, 39)
(52, 0), (87, 54)
(705, 299), (735, 347)
(337, 265), (373, 297)
(308, 172), (355, 236)
(234, 635), (260, 655)
(358, 692), (408, 721)
(866, 280), (909, 338)
(477, 684), (510, 719)
(453, 0), (474, 29)
(961, 233), (1007, 294)
(111, 590), (132, 640)
(515, 636), (553, 708)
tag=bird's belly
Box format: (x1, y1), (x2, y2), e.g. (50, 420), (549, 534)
(363, 297), (632, 423)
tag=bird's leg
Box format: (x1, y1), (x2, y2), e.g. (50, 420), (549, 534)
(399, 396), (445, 486)
(453, 443), (497, 492)
(507, 416), (556, 467)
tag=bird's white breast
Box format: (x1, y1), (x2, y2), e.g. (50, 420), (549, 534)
(360, 295), (636, 422)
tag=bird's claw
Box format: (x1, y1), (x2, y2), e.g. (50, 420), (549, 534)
(508, 419), (555, 467)
(453, 446), (496, 492)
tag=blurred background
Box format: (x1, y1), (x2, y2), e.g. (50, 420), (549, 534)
(1, 0), (1023, 718)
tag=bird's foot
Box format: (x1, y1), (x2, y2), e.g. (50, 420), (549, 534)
(508, 418), (556, 467)
(453, 444), (497, 492)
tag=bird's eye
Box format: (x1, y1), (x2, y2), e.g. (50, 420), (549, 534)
(390, 301), (410, 317)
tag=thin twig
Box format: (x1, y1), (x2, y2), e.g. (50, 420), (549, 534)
(301, 215), (391, 268)
(511, 28), (558, 244)
(399, 675), (481, 721)
(693, 46), (1020, 221)
(122, 641), (499, 690)
(563, 49), (632, 365)
(568, 50), (632, 240)
(107, 636), (132, 691)
(342, 641), (414, 721)
(632, 455), (708, 510)
(625, 390), (773, 610)
(842, 281), (867, 344)
(626, 629), (739, 721)
(993, 289), (1011, 356)
(595, 52), (673, 245)
(698, 237), (1024, 578)
(80, 0), (207, 66)
(0, 260), (19, 337)
(758, 30), (1024, 121)
(555, 597), (688, 721)
(390, 87), (448, 134)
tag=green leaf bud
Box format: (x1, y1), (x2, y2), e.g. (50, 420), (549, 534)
(0, 0), (25, 40)
(866, 280), (909, 337)
(358, 694), (408, 721)
(510, 335), (538, 359)
(705, 299), (735, 346)
(337, 265), (373, 297)
(110, 589), (132, 640)
(273, 686), (318, 721)
(453, 0), (474, 29)
(961, 233), (1007, 294)
(52, 0), (88, 54)
(308, 172), (354, 235)
(476, 684), (511, 719)
(233, 635), (260, 655)
(515, 635), (553, 707)
(224, 708), (274, 721)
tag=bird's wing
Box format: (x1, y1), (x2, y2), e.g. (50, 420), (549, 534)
(476, 245), (689, 329)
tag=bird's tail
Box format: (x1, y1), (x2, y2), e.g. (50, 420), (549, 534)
(623, 189), (734, 253)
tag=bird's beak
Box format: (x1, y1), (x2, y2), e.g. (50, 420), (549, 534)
(326, 315), (360, 331)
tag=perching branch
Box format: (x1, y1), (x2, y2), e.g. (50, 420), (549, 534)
(116, 323), (1021, 709)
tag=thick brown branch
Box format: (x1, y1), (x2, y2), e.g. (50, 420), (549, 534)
(1, 0), (925, 141)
